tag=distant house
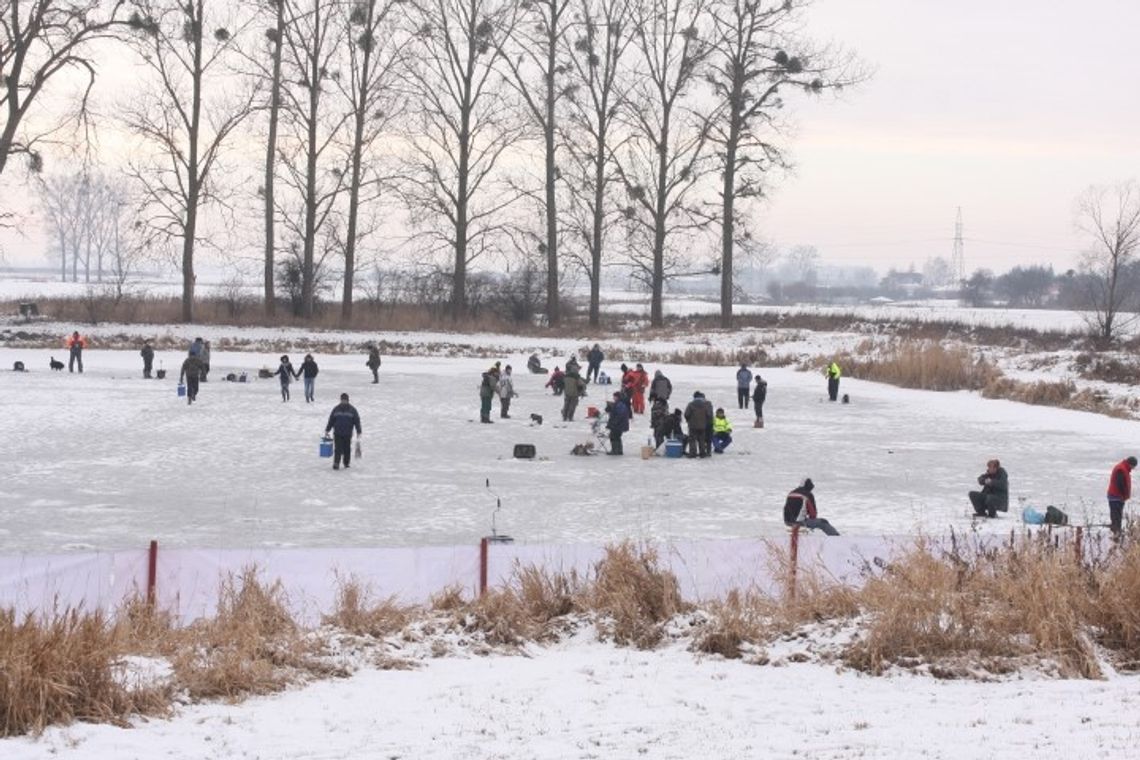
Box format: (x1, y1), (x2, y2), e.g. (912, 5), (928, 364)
(880, 270), (925, 298)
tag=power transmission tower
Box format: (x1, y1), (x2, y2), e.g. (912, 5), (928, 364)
(951, 207), (965, 283)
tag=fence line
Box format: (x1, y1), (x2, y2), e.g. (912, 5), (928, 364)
(0, 527), (1100, 627)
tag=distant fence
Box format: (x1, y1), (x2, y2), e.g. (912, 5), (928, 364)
(0, 527), (1099, 627)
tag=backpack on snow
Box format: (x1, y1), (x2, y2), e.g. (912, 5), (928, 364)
(1043, 506), (1069, 526)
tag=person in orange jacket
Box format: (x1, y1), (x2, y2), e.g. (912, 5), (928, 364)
(66, 331), (87, 373)
(1107, 456), (1137, 536)
(630, 363), (650, 414)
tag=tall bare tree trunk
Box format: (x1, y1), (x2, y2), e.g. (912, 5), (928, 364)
(264, 4), (285, 318)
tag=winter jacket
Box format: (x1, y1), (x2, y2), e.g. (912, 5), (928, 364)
(976, 467), (1010, 511)
(480, 372), (498, 400)
(649, 372), (672, 401)
(650, 399), (669, 431)
(631, 368), (649, 395)
(545, 368), (564, 388)
(563, 371), (586, 399)
(587, 346), (604, 367)
(684, 396), (712, 431)
(736, 367), (753, 388)
(140, 345), (154, 363)
(497, 373), (515, 399)
(713, 415), (732, 434)
(274, 362), (296, 384)
(566, 357), (581, 375)
(188, 339), (203, 357)
(366, 348), (382, 370)
(325, 402), (362, 438)
(752, 379), (768, 405)
(658, 413), (684, 441)
(784, 486), (818, 524)
(299, 358), (319, 379)
(1108, 459), (1134, 500)
(607, 399), (631, 433)
(67, 334), (86, 354)
(827, 362), (841, 380)
(201, 344), (211, 366)
(179, 356), (204, 384)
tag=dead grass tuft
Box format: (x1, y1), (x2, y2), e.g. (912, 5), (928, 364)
(323, 577), (415, 639)
(827, 341), (1001, 391)
(693, 589), (775, 659)
(586, 542), (687, 649)
(981, 377), (1130, 418)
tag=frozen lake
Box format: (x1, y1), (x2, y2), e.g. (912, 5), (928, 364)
(1, 341), (1136, 553)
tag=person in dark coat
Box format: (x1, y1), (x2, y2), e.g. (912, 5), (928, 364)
(366, 344), (382, 383)
(273, 355), (298, 402)
(968, 459), (1009, 518)
(140, 340), (155, 379)
(783, 479), (839, 535)
(752, 375), (768, 422)
(325, 393), (362, 470)
(606, 392), (631, 455)
(736, 363), (753, 409)
(479, 367), (499, 423)
(655, 407), (685, 449)
(562, 368), (585, 422)
(586, 344), (604, 382)
(1107, 456), (1137, 535)
(527, 354), (547, 374)
(684, 391), (712, 458)
(299, 354), (319, 403)
(179, 354), (204, 405)
(649, 370), (672, 403)
(199, 340), (211, 382)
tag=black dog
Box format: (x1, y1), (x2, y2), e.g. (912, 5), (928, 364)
(530, 413), (543, 426)
(12, 361), (26, 372)
(49, 357), (64, 371)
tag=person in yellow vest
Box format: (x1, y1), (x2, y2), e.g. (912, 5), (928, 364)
(826, 360), (841, 402)
(712, 408), (733, 453)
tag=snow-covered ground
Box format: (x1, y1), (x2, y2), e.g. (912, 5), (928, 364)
(5, 320), (1140, 758)
(7, 631), (1140, 760)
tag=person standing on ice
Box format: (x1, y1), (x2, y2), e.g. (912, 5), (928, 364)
(648, 369), (672, 404)
(179, 352), (204, 405)
(783, 478), (840, 535)
(479, 366), (499, 423)
(606, 391), (630, 455)
(299, 354), (319, 403)
(366, 344), (382, 383)
(752, 375), (768, 424)
(199, 340), (211, 382)
(1107, 456), (1137, 535)
(273, 355), (298, 402)
(189, 337), (204, 357)
(562, 365), (585, 422)
(325, 393), (362, 470)
(496, 364), (517, 419)
(140, 340), (155, 378)
(66, 331), (87, 373)
(968, 458), (1008, 518)
(826, 360), (841, 402)
(586, 344), (604, 382)
(735, 363), (753, 409)
(684, 391), (712, 458)
(629, 363), (649, 414)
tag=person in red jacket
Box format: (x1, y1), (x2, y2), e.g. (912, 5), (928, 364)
(66, 330), (87, 373)
(630, 363), (650, 414)
(1107, 456), (1137, 535)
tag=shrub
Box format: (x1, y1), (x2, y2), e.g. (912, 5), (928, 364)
(829, 341), (1001, 391)
(585, 542), (686, 649)
(323, 577), (414, 639)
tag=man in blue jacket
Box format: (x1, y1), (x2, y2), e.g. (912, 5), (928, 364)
(325, 393), (362, 470)
(606, 392), (631, 456)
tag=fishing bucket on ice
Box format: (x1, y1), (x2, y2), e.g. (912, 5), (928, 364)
(319, 437), (333, 458)
(586, 406), (599, 418)
(177, 384), (186, 397)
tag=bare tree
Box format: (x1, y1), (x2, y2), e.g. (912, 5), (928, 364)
(705, 0), (860, 327)
(0, 0), (128, 178)
(613, 0), (713, 327)
(399, 0), (522, 319)
(276, 0), (352, 318)
(1076, 181), (1140, 341)
(36, 170), (126, 281)
(335, 0), (405, 322)
(123, 1), (256, 322)
(252, 0), (287, 317)
(560, 0), (634, 326)
(499, 0), (573, 325)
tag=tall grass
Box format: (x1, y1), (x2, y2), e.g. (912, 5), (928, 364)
(829, 341), (1001, 391)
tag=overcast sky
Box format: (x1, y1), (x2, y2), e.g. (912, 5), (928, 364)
(2, 0), (1138, 276)
(756, 0), (1140, 273)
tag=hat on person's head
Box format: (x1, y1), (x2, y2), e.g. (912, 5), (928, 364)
(1128, 457), (1138, 468)
(636, 363), (643, 370)
(802, 478), (814, 491)
(280, 355), (288, 362)
(340, 393), (349, 401)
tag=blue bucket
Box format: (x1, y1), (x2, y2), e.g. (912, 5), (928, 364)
(177, 384), (186, 397)
(664, 439), (684, 458)
(319, 438), (333, 458)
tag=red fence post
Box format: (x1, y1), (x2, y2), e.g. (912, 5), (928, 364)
(479, 537), (489, 597)
(788, 526), (800, 602)
(146, 540), (158, 606)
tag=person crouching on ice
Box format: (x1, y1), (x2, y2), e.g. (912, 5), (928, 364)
(712, 408), (733, 453)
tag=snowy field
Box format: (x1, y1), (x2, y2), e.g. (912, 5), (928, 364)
(4, 325), (1140, 759)
(2, 339), (1137, 554)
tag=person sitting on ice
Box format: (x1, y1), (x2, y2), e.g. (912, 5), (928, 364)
(527, 354), (547, 374)
(596, 370), (611, 385)
(712, 408), (733, 453)
(545, 366), (565, 395)
(783, 479), (839, 536)
(655, 407), (685, 450)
